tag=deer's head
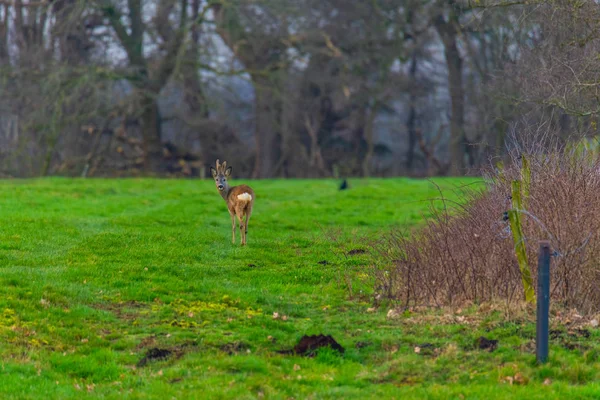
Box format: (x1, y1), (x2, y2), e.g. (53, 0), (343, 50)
(210, 159), (232, 192)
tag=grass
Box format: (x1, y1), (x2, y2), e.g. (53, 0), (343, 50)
(0, 177), (600, 399)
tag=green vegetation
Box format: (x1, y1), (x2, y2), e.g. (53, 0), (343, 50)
(1, 178), (599, 399)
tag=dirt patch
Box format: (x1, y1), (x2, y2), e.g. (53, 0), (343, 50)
(476, 336), (498, 352)
(517, 340), (536, 352)
(561, 341), (590, 351)
(355, 341), (371, 349)
(551, 328), (591, 340)
(549, 328), (592, 351)
(137, 348), (173, 367)
(318, 260), (329, 265)
(573, 328), (591, 338)
(415, 343), (436, 356)
(136, 336), (157, 350)
(550, 329), (564, 340)
(219, 341), (250, 355)
(136, 341), (196, 367)
(94, 300), (148, 322)
(279, 334), (345, 356)
(347, 249), (366, 256)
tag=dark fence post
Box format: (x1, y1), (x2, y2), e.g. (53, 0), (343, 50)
(536, 240), (551, 364)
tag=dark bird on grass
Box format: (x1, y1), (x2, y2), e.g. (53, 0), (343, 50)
(339, 179), (348, 191)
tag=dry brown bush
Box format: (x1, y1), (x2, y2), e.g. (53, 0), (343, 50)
(376, 146), (600, 314)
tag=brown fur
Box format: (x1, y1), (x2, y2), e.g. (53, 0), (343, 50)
(210, 160), (255, 246)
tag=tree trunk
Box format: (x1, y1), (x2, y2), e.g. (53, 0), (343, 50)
(406, 52), (418, 170)
(101, 0), (169, 174)
(0, 4), (10, 61)
(251, 74), (281, 179)
(435, 11), (467, 176)
(53, 0), (91, 64)
(139, 93), (164, 174)
(210, 3), (285, 178)
(184, 0), (209, 119)
(361, 107), (378, 177)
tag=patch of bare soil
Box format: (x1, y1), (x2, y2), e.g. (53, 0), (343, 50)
(137, 348), (173, 367)
(136, 341), (197, 367)
(550, 328), (592, 351)
(347, 249), (366, 256)
(219, 341), (251, 355)
(476, 336), (498, 352)
(279, 334), (345, 357)
(93, 300), (147, 321)
(136, 336), (158, 350)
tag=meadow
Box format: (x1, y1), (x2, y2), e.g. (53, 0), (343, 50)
(1, 177), (600, 399)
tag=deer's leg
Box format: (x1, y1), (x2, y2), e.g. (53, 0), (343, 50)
(244, 207), (252, 243)
(230, 212), (236, 244)
(237, 213), (245, 246)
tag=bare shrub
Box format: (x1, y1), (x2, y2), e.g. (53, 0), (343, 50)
(377, 143), (600, 314)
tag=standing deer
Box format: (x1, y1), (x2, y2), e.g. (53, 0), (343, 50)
(210, 159), (255, 246)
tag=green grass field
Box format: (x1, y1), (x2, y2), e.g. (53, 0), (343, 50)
(1, 177), (600, 399)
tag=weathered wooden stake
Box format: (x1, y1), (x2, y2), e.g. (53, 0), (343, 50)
(509, 180), (535, 303)
(536, 240), (551, 364)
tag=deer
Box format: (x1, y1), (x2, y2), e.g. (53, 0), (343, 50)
(210, 159), (255, 246)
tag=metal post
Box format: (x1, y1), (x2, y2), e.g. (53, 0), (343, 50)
(536, 240), (551, 364)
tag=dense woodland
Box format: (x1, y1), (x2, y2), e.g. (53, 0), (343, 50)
(0, 0), (597, 178)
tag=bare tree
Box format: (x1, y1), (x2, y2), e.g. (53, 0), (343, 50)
(97, 0), (196, 173)
(211, 1), (291, 178)
(1, 0), (571, 178)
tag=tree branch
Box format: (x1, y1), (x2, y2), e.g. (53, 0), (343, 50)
(0, 0), (47, 6)
(97, 0), (144, 67)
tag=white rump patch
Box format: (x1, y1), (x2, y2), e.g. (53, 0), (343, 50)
(237, 193), (252, 202)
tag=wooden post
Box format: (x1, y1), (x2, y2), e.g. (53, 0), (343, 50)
(509, 180), (535, 303)
(536, 240), (551, 364)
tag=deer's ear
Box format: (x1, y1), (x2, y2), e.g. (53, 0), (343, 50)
(224, 166), (232, 177)
(210, 167), (217, 178)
